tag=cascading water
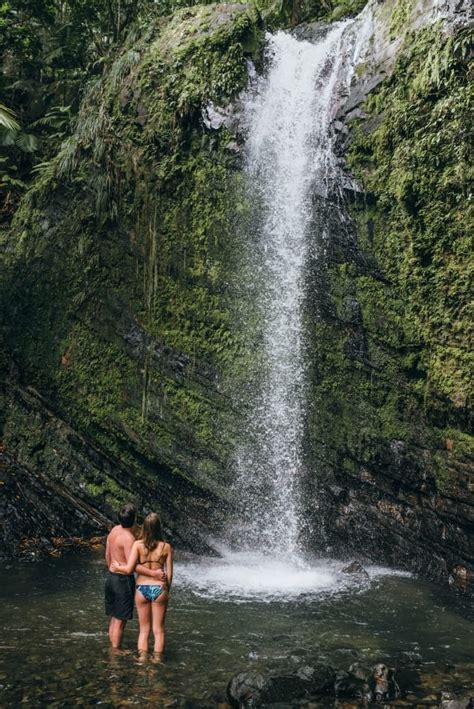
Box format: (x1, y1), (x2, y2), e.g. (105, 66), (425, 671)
(231, 25), (350, 556)
(181, 6), (429, 598)
(193, 1), (450, 595)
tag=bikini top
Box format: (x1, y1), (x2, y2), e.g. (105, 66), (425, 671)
(139, 540), (167, 568)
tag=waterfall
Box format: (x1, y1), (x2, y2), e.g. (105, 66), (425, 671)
(232, 25), (350, 556)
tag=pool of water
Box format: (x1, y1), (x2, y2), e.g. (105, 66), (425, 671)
(0, 549), (472, 706)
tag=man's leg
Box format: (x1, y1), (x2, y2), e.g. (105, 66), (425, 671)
(109, 617), (126, 648)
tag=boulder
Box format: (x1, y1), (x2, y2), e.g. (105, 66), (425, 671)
(334, 669), (372, 701)
(372, 663), (400, 701)
(341, 561), (370, 578)
(227, 664), (336, 706)
(227, 672), (266, 708)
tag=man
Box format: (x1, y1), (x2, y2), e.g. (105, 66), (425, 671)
(105, 504), (167, 648)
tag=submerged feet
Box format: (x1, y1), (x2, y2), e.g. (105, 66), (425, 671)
(135, 650), (164, 665)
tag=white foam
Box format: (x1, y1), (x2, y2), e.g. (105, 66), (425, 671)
(174, 550), (411, 602)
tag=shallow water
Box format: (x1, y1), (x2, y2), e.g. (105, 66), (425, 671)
(0, 549), (472, 706)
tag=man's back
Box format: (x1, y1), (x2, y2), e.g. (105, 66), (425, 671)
(106, 525), (135, 569)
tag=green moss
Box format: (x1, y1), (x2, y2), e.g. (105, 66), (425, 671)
(56, 323), (138, 427)
(348, 24), (473, 412)
(1, 3), (263, 499)
(389, 0), (411, 39)
(307, 22), (472, 498)
(327, 0), (367, 21)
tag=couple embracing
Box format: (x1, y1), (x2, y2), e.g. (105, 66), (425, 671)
(105, 504), (174, 659)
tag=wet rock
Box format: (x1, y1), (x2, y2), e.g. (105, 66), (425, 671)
(344, 108), (367, 123)
(328, 485), (346, 500)
(449, 565), (472, 591)
(1, 385), (225, 560)
(341, 561), (370, 578)
(335, 669), (372, 701)
(349, 662), (370, 681)
(441, 696), (474, 709)
(294, 663), (336, 693)
(227, 672), (266, 708)
(227, 664), (336, 706)
(372, 664), (400, 702)
(269, 664), (335, 700)
(372, 663), (390, 701)
(263, 673), (309, 702)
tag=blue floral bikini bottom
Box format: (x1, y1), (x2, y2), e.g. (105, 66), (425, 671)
(136, 585), (165, 602)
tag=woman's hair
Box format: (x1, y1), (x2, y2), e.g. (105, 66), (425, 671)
(141, 512), (164, 551)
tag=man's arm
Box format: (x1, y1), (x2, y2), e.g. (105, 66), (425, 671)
(111, 541), (139, 575)
(105, 537), (111, 567)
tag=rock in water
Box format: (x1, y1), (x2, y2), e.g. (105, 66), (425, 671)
(372, 663), (400, 701)
(349, 662), (370, 681)
(334, 669), (372, 701)
(264, 664), (335, 701)
(294, 664), (336, 694)
(441, 695), (474, 709)
(341, 561), (369, 578)
(227, 664), (336, 706)
(227, 672), (266, 708)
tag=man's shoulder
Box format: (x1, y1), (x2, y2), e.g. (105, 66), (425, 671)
(106, 525), (121, 540)
(118, 527), (136, 542)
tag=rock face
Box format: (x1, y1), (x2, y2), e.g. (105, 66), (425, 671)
(299, 0), (473, 587)
(0, 3), (263, 558)
(0, 385), (225, 557)
(0, 0), (472, 586)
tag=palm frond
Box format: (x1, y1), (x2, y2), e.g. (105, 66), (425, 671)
(0, 103), (20, 131)
(0, 127), (17, 146)
(15, 132), (38, 153)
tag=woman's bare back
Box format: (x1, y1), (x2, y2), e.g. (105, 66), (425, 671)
(135, 541), (170, 586)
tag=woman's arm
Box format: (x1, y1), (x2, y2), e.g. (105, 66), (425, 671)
(165, 544), (173, 588)
(111, 541), (139, 574)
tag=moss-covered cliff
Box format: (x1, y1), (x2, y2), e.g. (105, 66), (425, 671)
(1, 3), (264, 555)
(1, 0), (472, 584)
(304, 10), (473, 584)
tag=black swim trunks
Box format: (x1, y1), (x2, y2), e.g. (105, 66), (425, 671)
(105, 572), (135, 620)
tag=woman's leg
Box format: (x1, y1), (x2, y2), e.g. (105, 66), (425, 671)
(151, 594), (168, 654)
(135, 590), (151, 652)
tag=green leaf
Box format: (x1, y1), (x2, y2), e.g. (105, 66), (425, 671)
(15, 132), (38, 152)
(0, 102), (19, 131)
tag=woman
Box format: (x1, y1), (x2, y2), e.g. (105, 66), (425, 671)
(111, 512), (173, 656)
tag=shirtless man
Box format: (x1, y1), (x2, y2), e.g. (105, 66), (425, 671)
(105, 504), (167, 648)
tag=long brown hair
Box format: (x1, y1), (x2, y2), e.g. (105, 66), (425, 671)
(141, 512), (164, 552)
